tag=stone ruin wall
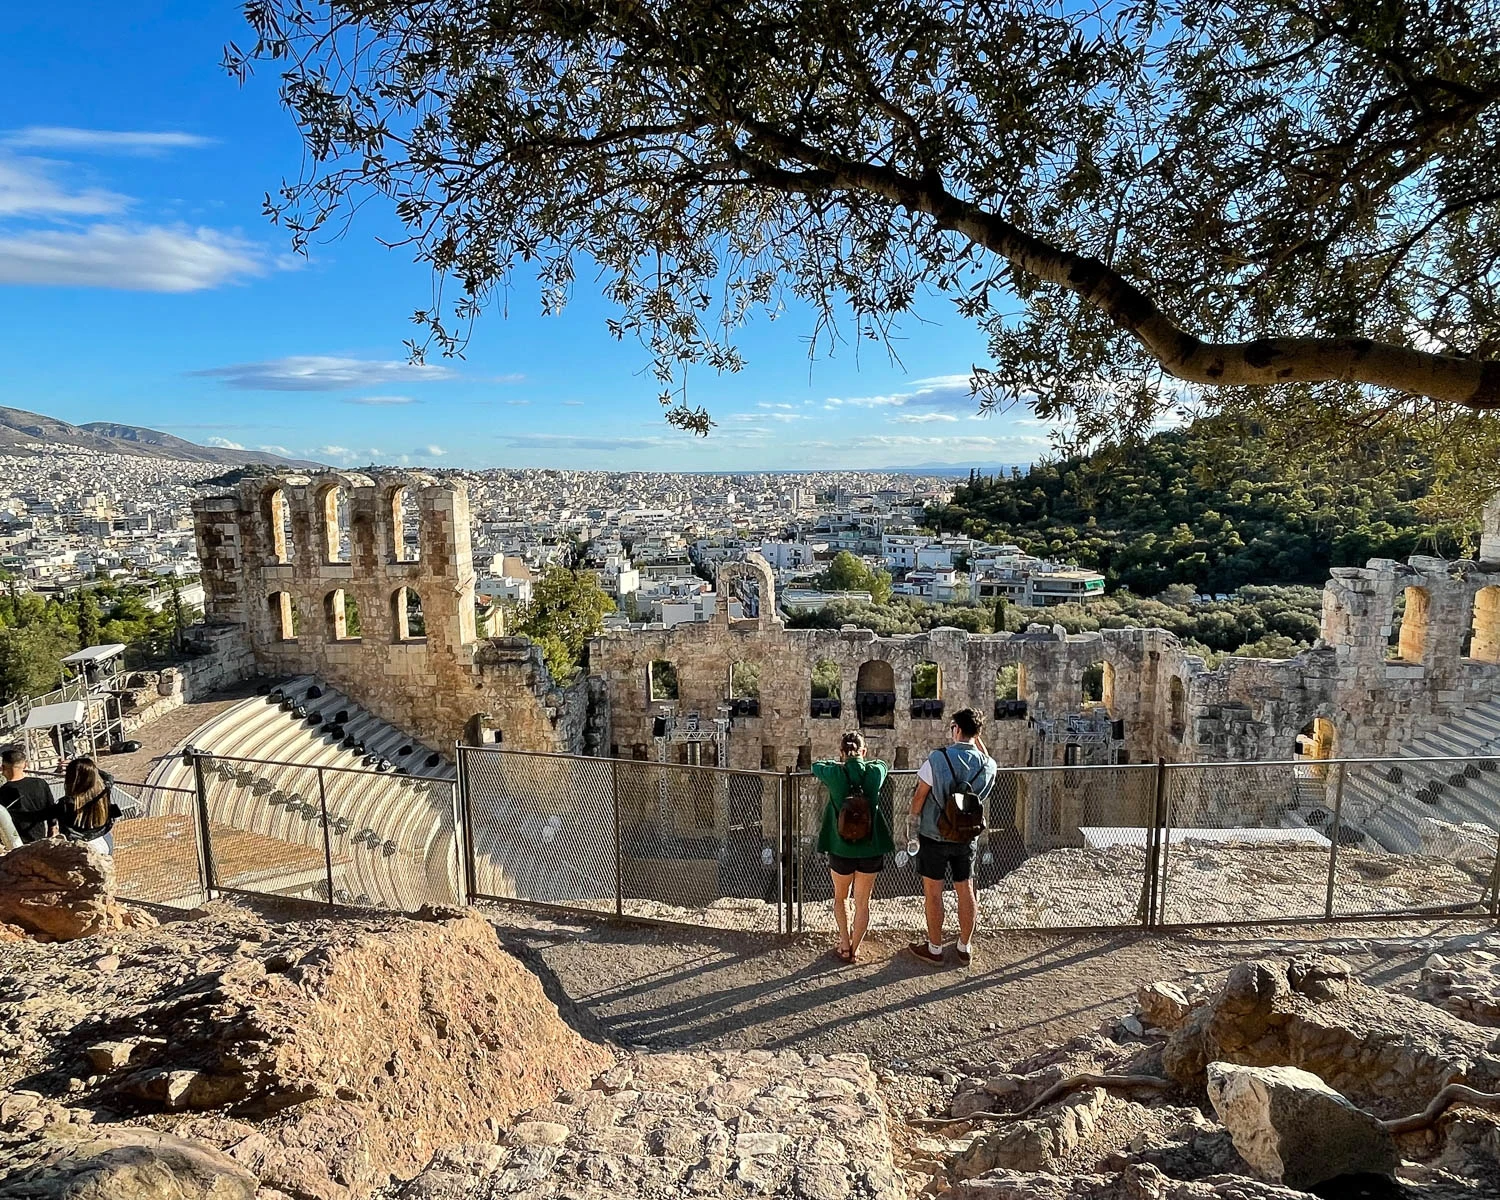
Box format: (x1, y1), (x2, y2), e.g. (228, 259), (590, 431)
(189, 473), (1500, 796)
(192, 472), (587, 755)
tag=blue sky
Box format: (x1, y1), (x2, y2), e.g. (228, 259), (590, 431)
(0, 3), (1056, 471)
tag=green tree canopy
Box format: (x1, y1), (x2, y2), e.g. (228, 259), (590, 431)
(234, 0), (1500, 502)
(513, 568), (617, 684)
(816, 551), (894, 604)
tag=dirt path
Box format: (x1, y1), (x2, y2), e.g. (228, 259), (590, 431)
(484, 903), (1461, 1071)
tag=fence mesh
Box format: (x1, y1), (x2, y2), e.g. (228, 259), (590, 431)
(135, 748), (1500, 933)
(110, 781), (205, 908)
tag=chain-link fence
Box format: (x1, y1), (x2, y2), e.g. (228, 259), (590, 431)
(131, 748), (1500, 934)
(110, 781), (206, 908)
(460, 747), (786, 931)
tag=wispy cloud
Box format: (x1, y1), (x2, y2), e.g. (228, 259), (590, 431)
(498, 433), (671, 452)
(561, 401), (584, 407)
(824, 373), (977, 412)
(257, 444), (294, 457)
(203, 436), (245, 450)
(343, 395), (417, 406)
(892, 412), (960, 424)
(0, 224), (262, 291)
(312, 445), (354, 460)
(6, 127), (215, 154)
(0, 154), (126, 217)
(505, 399), (530, 407)
(414, 444), (446, 457)
(191, 356), (461, 391)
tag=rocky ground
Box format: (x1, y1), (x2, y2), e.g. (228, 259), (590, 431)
(4, 838), (1500, 1199)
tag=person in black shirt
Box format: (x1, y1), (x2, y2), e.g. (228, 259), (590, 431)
(1, 744), (57, 844)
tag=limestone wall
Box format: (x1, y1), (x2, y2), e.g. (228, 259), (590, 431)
(192, 474), (586, 755)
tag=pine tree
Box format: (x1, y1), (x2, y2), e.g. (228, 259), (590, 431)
(168, 580), (186, 652)
(993, 597), (1008, 633)
(76, 590), (101, 651)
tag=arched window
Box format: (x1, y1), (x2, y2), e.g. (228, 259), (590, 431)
(810, 657), (841, 717)
(729, 660), (760, 717)
(1392, 586), (1430, 663)
(1169, 677), (1186, 740)
(262, 488), (293, 564)
(324, 589), (361, 641)
(320, 484), (351, 563)
(1082, 660), (1106, 707)
(1102, 662), (1117, 714)
(392, 586), (425, 641)
(649, 659), (678, 702)
(390, 485), (420, 563)
(1467, 586), (1500, 665)
(855, 660), (896, 729)
(910, 660), (943, 719)
(994, 664), (1025, 720)
(269, 591), (297, 641)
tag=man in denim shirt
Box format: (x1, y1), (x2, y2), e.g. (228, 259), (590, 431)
(907, 708), (995, 966)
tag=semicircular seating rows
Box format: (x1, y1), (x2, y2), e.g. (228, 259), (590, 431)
(145, 677), (460, 909)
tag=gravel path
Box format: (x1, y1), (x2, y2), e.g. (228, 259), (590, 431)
(483, 902), (1468, 1072)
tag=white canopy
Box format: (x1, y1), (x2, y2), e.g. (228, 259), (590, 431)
(61, 643), (126, 665)
(23, 701), (87, 730)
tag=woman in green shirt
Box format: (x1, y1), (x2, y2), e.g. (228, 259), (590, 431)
(812, 731), (893, 963)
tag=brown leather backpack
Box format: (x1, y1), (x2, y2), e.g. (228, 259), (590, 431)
(935, 747), (987, 842)
(836, 763), (873, 843)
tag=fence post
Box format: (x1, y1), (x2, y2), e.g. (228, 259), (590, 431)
(612, 757), (623, 918)
(455, 745), (478, 902)
(189, 750), (217, 899)
(1488, 830), (1500, 921)
(1323, 761), (1347, 920)
(315, 767), (336, 907)
(1142, 758), (1166, 929)
(775, 774), (786, 937)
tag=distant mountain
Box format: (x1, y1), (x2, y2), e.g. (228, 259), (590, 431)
(0, 406), (320, 468)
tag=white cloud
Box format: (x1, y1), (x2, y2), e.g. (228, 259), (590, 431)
(498, 433), (670, 452)
(0, 154), (126, 217)
(6, 127), (214, 154)
(892, 412), (960, 424)
(203, 436), (245, 449)
(505, 399), (530, 406)
(192, 356), (461, 391)
(0, 224), (262, 291)
(257, 444), (293, 457)
(824, 373), (977, 412)
(343, 395), (417, 406)
(756, 401), (795, 410)
(312, 445), (356, 461)
(415, 444), (446, 457)
(561, 400), (584, 407)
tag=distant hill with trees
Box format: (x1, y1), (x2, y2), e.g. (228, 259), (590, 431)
(927, 419), (1476, 596)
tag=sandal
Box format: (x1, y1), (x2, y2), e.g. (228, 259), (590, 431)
(834, 944), (854, 963)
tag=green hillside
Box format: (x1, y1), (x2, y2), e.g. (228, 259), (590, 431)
(928, 420), (1477, 595)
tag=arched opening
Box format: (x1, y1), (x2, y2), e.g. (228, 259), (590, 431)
(729, 660), (760, 717)
(390, 485), (420, 563)
(269, 591), (297, 641)
(1467, 586), (1500, 664)
(649, 659), (678, 702)
(910, 660), (943, 719)
(1102, 661), (1117, 714)
(810, 657), (841, 718)
(723, 566), (762, 620)
(1082, 660), (1106, 708)
(1391, 586), (1430, 663)
(391, 586), (425, 641)
(262, 487), (293, 564)
(321, 484), (351, 563)
(1169, 677), (1185, 740)
(855, 660), (896, 729)
(324, 589), (361, 641)
(994, 664), (1025, 720)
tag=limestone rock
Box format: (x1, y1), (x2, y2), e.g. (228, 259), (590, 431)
(955, 1161), (1314, 1198)
(1137, 982), (1197, 1031)
(1162, 955), (1499, 1113)
(0, 840), (156, 942)
(1205, 1062), (1396, 1189)
(0, 1126), (258, 1200)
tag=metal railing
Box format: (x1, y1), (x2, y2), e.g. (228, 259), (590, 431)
(110, 747), (1500, 935)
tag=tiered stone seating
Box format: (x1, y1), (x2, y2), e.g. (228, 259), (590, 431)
(1319, 697), (1500, 854)
(145, 678), (460, 908)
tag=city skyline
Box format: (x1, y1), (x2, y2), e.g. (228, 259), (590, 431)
(0, 6), (1056, 473)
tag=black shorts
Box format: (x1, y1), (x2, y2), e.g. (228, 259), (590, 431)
(917, 836), (975, 883)
(828, 853), (885, 876)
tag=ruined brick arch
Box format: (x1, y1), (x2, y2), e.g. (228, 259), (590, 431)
(1469, 586), (1500, 664)
(268, 591), (297, 641)
(1395, 585), (1431, 663)
(715, 555), (776, 628)
(391, 586), (425, 642)
(323, 589), (360, 641)
(855, 660), (896, 729)
(260, 486), (293, 564)
(387, 484), (420, 564)
(317, 481), (352, 564)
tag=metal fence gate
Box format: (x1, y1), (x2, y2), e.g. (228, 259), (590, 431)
(114, 748), (1500, 936)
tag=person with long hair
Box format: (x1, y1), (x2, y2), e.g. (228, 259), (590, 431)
(54, 757), (118, 855)
(812, 731), (891, 963)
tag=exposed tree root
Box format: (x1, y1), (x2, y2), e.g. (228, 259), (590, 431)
(908, 1073), (1171, 1127)
(1381, 1085), (1500, 1135)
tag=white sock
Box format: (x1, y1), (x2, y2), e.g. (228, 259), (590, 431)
(928, 941), (943, 955)
(957, 940), (972, 954)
